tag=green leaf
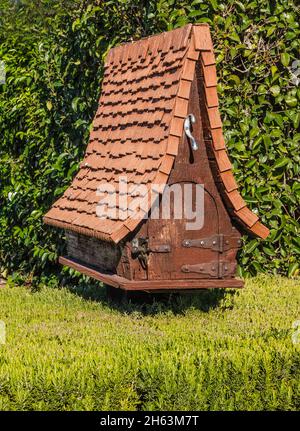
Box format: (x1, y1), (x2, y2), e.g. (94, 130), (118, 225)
(244, 240), (258, 254)
(263, 247), (275, 256)
(228, 74), (240, 85)
(267, 26), (276, 37)
(280, 53), (290, 67)
(285, 95), (297, 107)
(288, 263), (299, 277)
(270, 85), (280, 97)
(271, 65), (277, 77)
(72, 18), (80, 32)
(71, 97), (80, 112)
(290, 112), (300, 128)
(228, 32), (241, 43)
(250, 127), (260, 139)
(273, 157), (290, 169)
(209, 0), (218, 11)
(188, 10), (204, 17)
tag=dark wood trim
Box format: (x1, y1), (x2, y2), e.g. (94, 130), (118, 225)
(59, 256), (244, 291)
(59, 256), (124, 289)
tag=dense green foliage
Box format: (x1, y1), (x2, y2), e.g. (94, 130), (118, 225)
(0, 276), (299, 410)
(0, 0), (299, 281)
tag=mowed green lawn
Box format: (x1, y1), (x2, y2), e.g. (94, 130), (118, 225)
(0, 276), (299, 411)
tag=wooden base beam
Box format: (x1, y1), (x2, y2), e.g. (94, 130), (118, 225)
(59, 256), (244, 292)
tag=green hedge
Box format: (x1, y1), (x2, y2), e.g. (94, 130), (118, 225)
(0, 0), (299, 282)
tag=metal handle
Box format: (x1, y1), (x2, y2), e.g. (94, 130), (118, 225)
(184, 114), (198, 151)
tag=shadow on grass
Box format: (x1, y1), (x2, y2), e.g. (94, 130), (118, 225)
(65, 280), (236, 315)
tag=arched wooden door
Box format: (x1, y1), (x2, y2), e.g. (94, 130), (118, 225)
(148, 181), (221, 279)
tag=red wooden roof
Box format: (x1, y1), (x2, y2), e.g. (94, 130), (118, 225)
(44, 24), (269, 242)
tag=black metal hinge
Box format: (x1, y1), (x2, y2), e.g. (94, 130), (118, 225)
(181, 261), (237, 277)
(182, 234), (241, 252)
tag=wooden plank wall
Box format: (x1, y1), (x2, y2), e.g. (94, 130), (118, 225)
(65, 230), (121, 272)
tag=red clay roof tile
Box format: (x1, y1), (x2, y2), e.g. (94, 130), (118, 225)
(192, 24), (213, 51)
(169, 116), (184, 137)
(214, 149), (232, 172)
(187, 35), (200, 61)
(166, 135), (180, 156)
(200, 50), (216, 66)
(174, 97), (189, 118)
(207, 107), (222, 129)
(159, 155), (175, 175)
(205, 86), (219, 108)
(177, 79), (192, 99)
(220, 171), (238, 192)
(234, 207), (259, 228)
(211, 128), (226, 150)
(182, 59), (196, 81)
(225, 190), (246, 211)
(203, 64), (218, 87)
(250, 221), (270, 239)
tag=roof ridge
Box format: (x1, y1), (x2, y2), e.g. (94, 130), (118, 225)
(105, 24), (194, 66)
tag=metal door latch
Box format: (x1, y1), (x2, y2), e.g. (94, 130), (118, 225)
(184, 114), (198, 151)
(131, 238), (171, 269)
(131, 238), (149, 269)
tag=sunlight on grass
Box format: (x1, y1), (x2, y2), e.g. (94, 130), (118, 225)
(0, 275), (299, 410)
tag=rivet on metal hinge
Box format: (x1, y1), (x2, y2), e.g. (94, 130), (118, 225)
(182, 240), (191, 247)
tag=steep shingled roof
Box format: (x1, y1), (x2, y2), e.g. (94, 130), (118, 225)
(43, 24), (269, 242)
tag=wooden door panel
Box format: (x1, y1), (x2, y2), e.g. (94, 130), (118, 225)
(147, 183), (220, 280)
(146, 70), (241, 281)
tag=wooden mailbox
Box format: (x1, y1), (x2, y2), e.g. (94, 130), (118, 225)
(44, 24), (269, 292)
